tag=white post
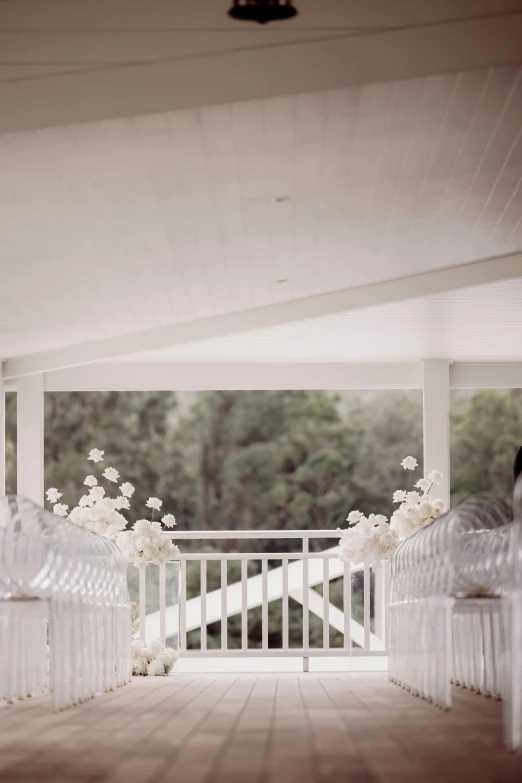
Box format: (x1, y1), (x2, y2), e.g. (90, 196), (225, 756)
(0, 367), (5, 495)
(423, 360), (450, 509)
(374, 566), (385, 642)
(17, 374), (44, 504)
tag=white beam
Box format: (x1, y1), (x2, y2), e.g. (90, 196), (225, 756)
(5, 361), (520, 394)
(41, 362), (424, 392)
(4, 254), (522, 380)
(17, 374), (44, 505)
(450, 363), (522, 389)
(0, 367), (5, 496)
(423, 360), (450, 509)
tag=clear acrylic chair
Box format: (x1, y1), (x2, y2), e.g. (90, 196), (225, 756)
(0, 496), (131, 709)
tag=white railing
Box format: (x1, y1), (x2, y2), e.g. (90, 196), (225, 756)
(134, 530), (390, 667)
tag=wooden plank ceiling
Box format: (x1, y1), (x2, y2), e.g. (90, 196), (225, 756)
(0, 66), (521, 361)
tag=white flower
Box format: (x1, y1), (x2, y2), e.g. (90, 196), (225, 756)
(143, 543), (160, 560)
(79, 494), (92, 507)
(83, 475), (98, 487)
(146, 497), (162, 511)
(69, 506), (85, 524)
(347, 510), (363, 524)
(162, 514), (176, 528)
(400, 503), (416, 520)
(147, 660), (166, 676)
(418, 500), (433, 519)
(134, 519), (152, 535)
(401, 456), (418, 471)
(406, 491), (422, 504)
(392, 490), (407, 503)
(432, 499), (446, 515)
(53, 503), (69, 517)
(415, 478), (431, 494)
(428, 470), (443, 486)
(165, 647), (179, 665)
(134, 535), (148, 551)
(396, 514), (414, 537)
(133, 659), (147, 676)
(119, 482), (135, 498)
(46, 488), (62, 504)
(88, 448), (104, 463)
(102, 467), (119, 483)
(113, 496), (130, 511)
(89, 486), (105, 502)
(148, 639), (163, 657)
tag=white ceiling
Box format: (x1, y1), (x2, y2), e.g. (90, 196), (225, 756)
(105, 279), (522, 364)
(2, 0), (522, 133)
(1, 65), (521, 363)
(0, 2), (522, 373)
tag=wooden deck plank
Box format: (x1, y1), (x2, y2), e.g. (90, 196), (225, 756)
(1, 673), (522, 783)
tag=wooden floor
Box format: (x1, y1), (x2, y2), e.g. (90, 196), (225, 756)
(1, 673), (522, 783)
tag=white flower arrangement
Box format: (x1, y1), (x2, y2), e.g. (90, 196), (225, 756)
(118, 519), (179, 569)
(45, 449), (180, 567)
(338, 458), (446, 564)
(338, 513), (399, 567)
(389, 460), (446, 537)
(131, 639), (178, 676)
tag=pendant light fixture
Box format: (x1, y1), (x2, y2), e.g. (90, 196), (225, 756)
(228, 1), (298, 25)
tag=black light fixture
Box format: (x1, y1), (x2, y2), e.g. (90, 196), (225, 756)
(228, 1), (298, 25)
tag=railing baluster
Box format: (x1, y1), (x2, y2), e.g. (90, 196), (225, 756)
(139, 567), (146, 643)
(180, 560), (187, 653)
(383, 561), (391, 646)
(323, 558), (329, 650)
(282, 558), (289, 651)
(262, 559), (268, 651)
(149, 532), (388, 663)
(364, 562), (371, 651)
(221, 559), (227, 651)
(302, 538), (309, 654)
(241, 559), (248, 651)
(343, 560), (351, 651)
(159, 563), (166, 647)
(200, 560), (207, 651)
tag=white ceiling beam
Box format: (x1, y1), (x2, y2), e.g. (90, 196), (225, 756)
(3, 253), (522, 380)
(5, 362), (522, 393)
(2, 10), (522, 134)
(449, 363), (522, 389)
(39, 362), (424, 392)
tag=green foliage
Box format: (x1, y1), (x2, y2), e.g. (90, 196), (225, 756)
(450, 389), (522, 505)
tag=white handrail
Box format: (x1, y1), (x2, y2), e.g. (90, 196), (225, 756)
(136, 531), (390, 663)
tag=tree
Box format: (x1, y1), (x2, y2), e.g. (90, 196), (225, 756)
(450, 389), (522, 505)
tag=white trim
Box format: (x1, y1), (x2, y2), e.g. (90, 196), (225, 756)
(11, 360), (522, 393)
(423, 360), (450, 508)
(40, 362), (423, 392)
(449, 363), (522, 389)
(4, 254), (522, 379)
(16, 373), (44, 505)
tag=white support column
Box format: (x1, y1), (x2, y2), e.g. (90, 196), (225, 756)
(423, 360), (450, 509)
(17, 373), (44, 504)
(0, 367), (5, 496)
